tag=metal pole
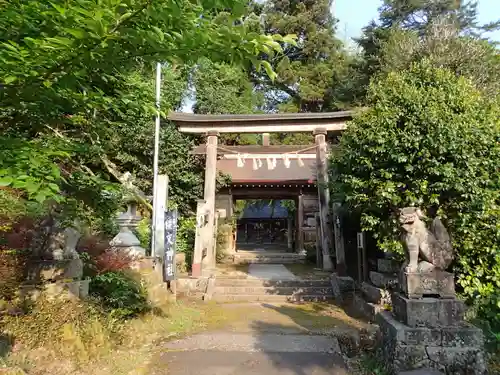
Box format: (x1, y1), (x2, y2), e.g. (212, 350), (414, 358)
(151, 62), (162, 258)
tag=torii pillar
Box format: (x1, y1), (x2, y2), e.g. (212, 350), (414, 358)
(314, 128), (334, 271)
(201, 130), (219, 275)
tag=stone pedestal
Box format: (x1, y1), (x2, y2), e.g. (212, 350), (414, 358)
(378, 311), (485, 375)
(399, 270), (455, 299)
(378, 287), (486, 374)
(26, 259), (83, 282)
(392, 293), (465, 328)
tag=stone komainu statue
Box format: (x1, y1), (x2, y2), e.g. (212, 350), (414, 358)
(399, 207), (454, 273)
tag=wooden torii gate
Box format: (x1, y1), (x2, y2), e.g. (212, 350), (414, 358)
(168, 111), (354, 277)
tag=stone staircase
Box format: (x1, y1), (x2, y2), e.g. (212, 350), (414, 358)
(353, 258), (399, 321)
(229, 251), (306, 264)
(212, 278), (333, 302)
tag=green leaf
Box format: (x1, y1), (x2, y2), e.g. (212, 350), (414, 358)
(50, 2), (66, 15)
(25, 180), (41, 194)
(4, 76), (16, 84)
(46, 37), (74, 47)
(152, 26), (164, 42)
(0, 177), (13, 187)
(34, 192), (47, 203)
(64, 28), (86, 39)
(264, 40), (282, 53)
(260, 61), (277, 82)
(48, 183), (60, 192)
(282, 34), (297, 45)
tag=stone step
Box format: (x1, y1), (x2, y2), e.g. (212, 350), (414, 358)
(212, 294), (334, 302)
(377, 258), (400, 274)
(232, 260), (306, 265)
(214, 286), (333, 296)
(231, 252), (306, 265)
(360, 282), (391, 305)
(215, 278), (331, 287)
(369, 271), (398, 288)
(234, 251), (304, 257)
(353, 292), (384, 322)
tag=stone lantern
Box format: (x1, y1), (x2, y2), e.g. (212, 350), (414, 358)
(109, 195), (146, 257)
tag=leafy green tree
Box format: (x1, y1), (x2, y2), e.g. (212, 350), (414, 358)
(357, 0), (499, 85)
(250, 0), (352, 113)
(104, 65), (204, 215)
(375, 0), (496, 34)
(192, 58), (262, 145)
(378, 22), (500, 97)
(193, 59), (263, 116)
(0, 0), (290, 222)
(330, 61), (500, 326)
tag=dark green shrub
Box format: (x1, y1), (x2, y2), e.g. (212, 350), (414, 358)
(89, 271), (149, 319)
(134, 217), (151, 252)
(216, 222), (233, 263)
(331, 61), (500, 324)
(176, 217), (196, 268)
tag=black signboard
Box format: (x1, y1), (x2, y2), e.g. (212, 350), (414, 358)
(163, 209), (178, 281)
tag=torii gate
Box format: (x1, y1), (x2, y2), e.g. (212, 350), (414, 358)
(168, 111), (354, 277)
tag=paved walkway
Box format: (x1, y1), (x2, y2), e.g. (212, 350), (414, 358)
(247, 264), (297, 280)
(160, 331), (347, 375)
(155, 301), (363, 375)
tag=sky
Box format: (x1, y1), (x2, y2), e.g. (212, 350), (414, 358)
(335, 0), (500, 43)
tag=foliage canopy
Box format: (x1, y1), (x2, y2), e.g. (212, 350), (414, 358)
(0, 0), (291, 222)
(330, 61), (500, 326)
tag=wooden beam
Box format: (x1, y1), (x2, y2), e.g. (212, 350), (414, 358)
(178, 122), (347, 134)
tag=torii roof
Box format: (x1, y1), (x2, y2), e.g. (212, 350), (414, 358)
(168, 111), (355, 133)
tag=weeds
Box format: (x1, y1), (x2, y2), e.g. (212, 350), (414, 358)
(1, 298), (240, 375)
(2, 297), (123, 353)
(358, 353), (390, 375)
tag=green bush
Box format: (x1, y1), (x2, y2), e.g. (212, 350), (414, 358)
(134, 217), (151, 252)
(216, 222), (233, 263)
(89, 271), (149, 319)
(176, 217), (196, 268)
(331, 61), (500, 326)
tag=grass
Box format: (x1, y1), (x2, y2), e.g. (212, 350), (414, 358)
(0, 299), (244, 375)
(356, 353), (390, 375)
(284, 263), (331, 279)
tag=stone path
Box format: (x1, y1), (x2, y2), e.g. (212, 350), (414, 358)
(160, 332), (347, 375)
(155, 301), (361, 375)
(247, 264), (297, 280)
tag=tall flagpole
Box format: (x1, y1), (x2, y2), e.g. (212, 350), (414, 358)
(151, 62), (162, 258)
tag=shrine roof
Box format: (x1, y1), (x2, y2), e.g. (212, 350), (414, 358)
(168, 110), (356, 133)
